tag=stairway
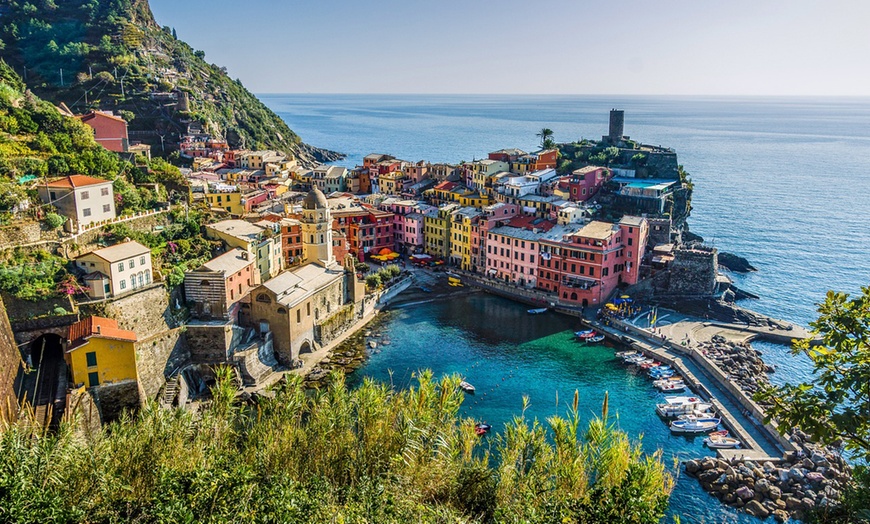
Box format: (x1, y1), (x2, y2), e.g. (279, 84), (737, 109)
(162, 375), (179, 407)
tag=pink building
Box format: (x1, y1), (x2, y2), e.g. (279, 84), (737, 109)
(486, 219), (559, 288)
(470, 203), (521, 271)
(560, 166), (611, 202)
(401, 213), (425, 253)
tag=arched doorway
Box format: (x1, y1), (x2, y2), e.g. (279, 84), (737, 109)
(299, 341), (312, 354)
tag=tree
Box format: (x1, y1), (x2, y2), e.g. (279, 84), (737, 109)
(537, 128), (554, 149)
(757, 287), (870, 459)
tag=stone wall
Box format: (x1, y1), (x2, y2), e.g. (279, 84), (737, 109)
(0, 221), (62, 250)
(135, 327), (188, 400)
(186, 321), (238, 364)
(666, 247), (718, 296)
(0, 296), (22, 420)
(90, 379), (141, 423)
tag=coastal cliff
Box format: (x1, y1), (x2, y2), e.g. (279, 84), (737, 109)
(0, 0), (341, 165)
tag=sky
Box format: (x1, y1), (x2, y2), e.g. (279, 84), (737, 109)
(149, 0), (870, 96)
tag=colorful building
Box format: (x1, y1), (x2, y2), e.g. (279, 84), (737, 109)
(37, 175), (116, 232)
(184, 248), (259, 320)
(78, 111), (129, 153)
(486, 220), (559, 288)
(449, 207), (482, 270)
(65, 316), (137, 388)
(76, 241), (153, 299)
(423, 204), (457, 258)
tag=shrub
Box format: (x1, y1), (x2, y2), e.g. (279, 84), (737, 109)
(43, 212), (65, 229)
(365, 273), (381, 289)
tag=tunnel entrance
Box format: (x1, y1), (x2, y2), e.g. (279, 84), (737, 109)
(15, 334), (67, 427)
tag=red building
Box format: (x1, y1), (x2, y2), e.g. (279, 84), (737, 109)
(78, 111), (128, 153)
(536, 217), (648, 307)
(560, 166), (611, 202)
(332, 207), (396, 261)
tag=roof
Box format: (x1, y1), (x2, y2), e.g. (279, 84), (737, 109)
(206, 219), (266, 242)
(573, 165), (606, 175)
(489, 224), (573, 242)
(618, 215), (646, 227)
(201, 248), (254, 275)
(261, 264), (345, 308)
(78, 110), (126, 124)
(81, 241), (150, 263)
(43, 175), (112, 189)
(572, 221), (617, 241)
(433, 181), (458, 191)
(68, 316), (137, 352)
(507, 215), (556, 232)
(302, 187), (329, 210)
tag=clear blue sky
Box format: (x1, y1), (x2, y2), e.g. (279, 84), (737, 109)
(149, 0), (870, 96)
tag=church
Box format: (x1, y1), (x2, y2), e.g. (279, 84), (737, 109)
(248, 188), (365, 364)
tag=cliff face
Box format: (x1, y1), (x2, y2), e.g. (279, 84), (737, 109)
(0, 296), (22, 420)
(0, 0), (341, 165)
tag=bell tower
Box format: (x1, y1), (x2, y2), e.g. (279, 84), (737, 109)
(301, 187), (334, 266)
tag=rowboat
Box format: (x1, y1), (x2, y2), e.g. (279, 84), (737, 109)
(527, 308), (548, 315)
(475, 423), (491, 436)
(704, 435), (742, 449)
(670, 418), (721, 434)
(640, 361), (661, 369)
(656, 381), (687, 393)
(575, 329), (595, 338)
(652, 377), (683, 387)
(459, 381), (475, 393)
(588, 335), (605, 343)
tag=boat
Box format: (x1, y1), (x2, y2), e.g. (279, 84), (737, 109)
(704, 435), (742, 449)
(664, 395), (702, 404)
(459, 381), (475, 393)
(648, 367), (674, 377)
(670, 418), (721, 434)
(655, 397), (714, 418)
(527, 308), (548, 315)
(677, 410), (717, 421)
(616, 350), (641, 358)
(652, 377), (683, 387)
(475, 423), (491, 436)
(656, 382), (688, 393)
(588, 335), (605, 343)
(575, 329), (595, 338)
(710, 429), (729, 437)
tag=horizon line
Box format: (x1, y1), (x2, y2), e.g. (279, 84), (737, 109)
(255, 92), (870, 99)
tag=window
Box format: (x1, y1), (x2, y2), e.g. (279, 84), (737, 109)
(120, 280), (126, 290)
(103, 204), (111, 213)
(145, 273), (150, 284)
(88, 372), (100, 387)
(138, 274), (144, 287)
(83, 208), (92, 217)
(628, 238), (633, 246)
(130, 276), (136, 289)
(86, 352), (97, 367)
(49, 191), (56, 200)
(81, 191), (90, 200)
(307, 303), (311, 316)
(118, 263), (124, 272)
(129, 260), (135, 269)
(103, 283), (110, 293)
(589, 267), (595, 277)
(101, 187), (109, 196)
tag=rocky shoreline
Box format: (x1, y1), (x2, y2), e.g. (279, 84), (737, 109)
(700, 335), (774, 401)
(685, 432), (850, 522)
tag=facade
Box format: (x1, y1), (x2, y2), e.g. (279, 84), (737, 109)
(65, 316), (137, 388)
(280, 218), (304, 267)
(76, 241), (153, 299)
(486, 222), (560, 287)
(38, 175), (116, 232)
(300, 187), (335, 266)
(78, 111), (129, 153)
(536, 218), (648, 307)
(184, 248), (259, 320)
(423, 204), (456, 258)
(332, 207), (395, 261)
(562, 166), (610, 202)
(205, 219), (282, 282)
(449, 207), (482, 270)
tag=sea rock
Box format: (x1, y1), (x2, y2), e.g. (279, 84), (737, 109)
(685, 460), (700, 474)
(806, 471), (825, 484)
(768, 485), (783, 501)
(700, 457), (718, 471)
(763, 461), (777, 473)
(744, 500), (770, 519)
(801, 497), (816, 511)
(735, 486), (755, 501)
(785, 497), (802, 511)
(789, 467), (805, 481)
(773, 509), (790, 523)
(756, 478), (770, 493)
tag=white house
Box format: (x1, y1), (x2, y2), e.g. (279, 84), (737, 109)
(37, 175), (116, 232)
(76, 241), (153, 299)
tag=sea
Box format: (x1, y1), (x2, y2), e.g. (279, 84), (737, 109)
(260, 94), (870, 522)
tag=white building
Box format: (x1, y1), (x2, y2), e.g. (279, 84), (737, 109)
(76, 241), (153, 299)
(38, 175), (116, 232)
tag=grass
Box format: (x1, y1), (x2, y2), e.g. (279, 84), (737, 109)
(0, 369), (673, 524)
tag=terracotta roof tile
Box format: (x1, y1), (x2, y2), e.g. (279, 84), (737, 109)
(44, 175), (112, 189)
(67, 316), (137, 352)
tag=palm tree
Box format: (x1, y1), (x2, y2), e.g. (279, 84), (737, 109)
(536, 128), (554, 149)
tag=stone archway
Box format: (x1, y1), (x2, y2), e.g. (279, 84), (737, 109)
(299, 341), (312, 355)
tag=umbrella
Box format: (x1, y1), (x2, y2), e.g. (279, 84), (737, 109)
(379, 248), (393, 256)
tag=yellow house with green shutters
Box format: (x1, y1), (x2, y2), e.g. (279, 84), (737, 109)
(65, 316), (138, 388)
(423, 203), (457, 258)
(449, 207), (482, 270)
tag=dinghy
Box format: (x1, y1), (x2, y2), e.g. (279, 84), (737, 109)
(704, 435), (742, 449)
(670, 418), (721, 434)
(459, 381), (475, 393)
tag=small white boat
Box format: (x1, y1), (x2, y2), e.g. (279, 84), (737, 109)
(656, 401), (713, 418)
(652, 377), (683, 387)
(528, 308), (548, 315)
(656, 381), (687, 393)
(677, 411), (717, 421)
(459, 381), (475, 393)
(670, 418), (721, 434)
(664, 396), (702, 404)
(588, 335), (605, 343)
(704, 435), (742, 449)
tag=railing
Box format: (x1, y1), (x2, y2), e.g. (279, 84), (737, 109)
(73, 208), (169, 236)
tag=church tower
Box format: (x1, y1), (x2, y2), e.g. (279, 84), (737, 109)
(301, 187), (334, 266)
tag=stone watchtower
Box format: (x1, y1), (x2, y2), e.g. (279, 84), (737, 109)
(301, 187), (334, 266)
(608, 109), (624, 143)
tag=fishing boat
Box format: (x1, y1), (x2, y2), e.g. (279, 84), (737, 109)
(575, 329), (595, 338)
(459, 381), (475, 393)
(588, 334), (605, 343)
(704, 435), (742, 449)
(648, 367), (674, 377)
(677, 410), (718, 421)
(652, 376), (683, 387)
(640, 360), (661, 369)
(527, 308), (548, 315)
(656, 381), (687, 393)
(616, 350), (641, 358)
(475, 423), (491, 436)
(670, 418), (721, 434)
(655, 397), (713, 418)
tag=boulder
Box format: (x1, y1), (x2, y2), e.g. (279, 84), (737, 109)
(785, 497), (802, 511)
(744, 500), (770, 519)
(788, 467), (805, 481)
(685, 459), (700, 475)
(763, 461), (777, 473)
(801, 458), (815, 469)
(806, 471), (825, 484)
(768, 485), (783, 501)
(755, 478), (770, 493)
(700, 457), (717, 471)
(773, 509), (790, 523)
(735, 486), (755, 501)
(801, 497), (816, 511)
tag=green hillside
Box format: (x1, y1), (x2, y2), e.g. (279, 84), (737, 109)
(0, 0), (339, 164)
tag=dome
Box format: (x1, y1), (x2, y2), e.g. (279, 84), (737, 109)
(302, 187), (328, 210)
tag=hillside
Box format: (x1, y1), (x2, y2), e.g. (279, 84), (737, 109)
(0, 0), (340, 165)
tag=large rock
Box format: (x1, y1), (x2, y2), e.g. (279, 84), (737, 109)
(768, 485), (783, 501)
(744, 500), (770, 519)
(685, 459), (700, 474)
(801, 497), (816, 511)
(700, 457), (718, 471)
(735, 486), (755, 501)
(773, 509), (790, 523)
(785, 497), (803, 511)
(789, 467), (805, 481)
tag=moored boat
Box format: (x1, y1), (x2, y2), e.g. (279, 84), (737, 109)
(527, 308), (548, 315)
(475, 422), (491, 436)
(656, 381), (687, 393)
(670, 418), (721, 434)
(588, 335), (605, 343)
(704, 435), (742, 449)
(459, 381), (475, 393)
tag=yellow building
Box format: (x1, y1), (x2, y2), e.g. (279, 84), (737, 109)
(449, 207), (481, 270)
(457, 192), (490, 208)
(379, 170), (406, 195)
(423, 203), (456, 258)
(65, 316), (138, 388)
(204, 188), (245, 215)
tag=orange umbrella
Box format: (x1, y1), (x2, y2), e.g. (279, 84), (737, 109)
(378, 248), (393, 255)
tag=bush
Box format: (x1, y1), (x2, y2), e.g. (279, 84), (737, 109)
(365, 273), (381, 289)
(43, 212), (65, 229)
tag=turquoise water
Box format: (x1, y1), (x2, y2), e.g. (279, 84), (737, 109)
(348, 293), (752, 523)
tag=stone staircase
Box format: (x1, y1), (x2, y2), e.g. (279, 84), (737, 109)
(161, 375), (180, 407)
